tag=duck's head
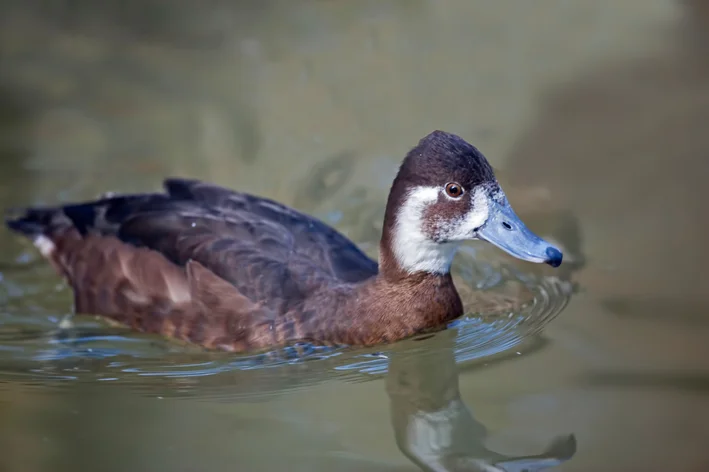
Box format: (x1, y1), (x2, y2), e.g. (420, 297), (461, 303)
(380, 130), (563, 277)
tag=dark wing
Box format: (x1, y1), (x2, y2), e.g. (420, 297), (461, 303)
(5, 178), (377, 315)
(161, 178), (378, 283)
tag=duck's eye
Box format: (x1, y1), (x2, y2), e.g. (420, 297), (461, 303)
(444, 182), (464, 198)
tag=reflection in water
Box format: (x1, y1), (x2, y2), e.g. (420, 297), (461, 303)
(0, 231), (577, 470)
(0, 293), (577, 471)
(387, 342), (576, 472)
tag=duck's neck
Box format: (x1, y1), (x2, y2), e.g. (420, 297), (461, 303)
(376, 210), (461, 316)
(368, 247), (464, 337)
(377, 182), (462, 281)
(369, 184), (465, 332)
(378, 235), (461, 282)
(327, 217), (464, 343)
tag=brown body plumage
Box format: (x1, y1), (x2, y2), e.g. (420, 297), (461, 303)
(4, 131), (562, 352)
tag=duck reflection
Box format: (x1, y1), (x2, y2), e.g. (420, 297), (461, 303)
(386, 340), (576, 472)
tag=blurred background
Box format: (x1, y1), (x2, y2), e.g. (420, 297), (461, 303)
(0, 1), (708, 471)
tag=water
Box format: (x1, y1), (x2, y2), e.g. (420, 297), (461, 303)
(1, 1), (709, 470)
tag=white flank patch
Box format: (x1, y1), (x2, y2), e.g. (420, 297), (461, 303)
(391, 185), (492, 275)
(33, 235), (56, 258)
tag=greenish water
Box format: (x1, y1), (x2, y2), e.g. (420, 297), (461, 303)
(1, 1), (709, 471)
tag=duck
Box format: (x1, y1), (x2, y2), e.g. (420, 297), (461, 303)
(4, 131), (562, 352)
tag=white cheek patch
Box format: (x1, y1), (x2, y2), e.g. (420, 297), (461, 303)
(390, 186), (460, 275)
(440, 186), (490, 241)
(389, 185), (494, 275)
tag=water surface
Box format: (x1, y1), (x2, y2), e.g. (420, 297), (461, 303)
(1, 1), (709, 471)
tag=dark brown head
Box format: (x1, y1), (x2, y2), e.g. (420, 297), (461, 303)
(380, 130), (563, 278)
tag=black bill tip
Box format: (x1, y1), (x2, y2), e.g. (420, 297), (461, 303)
(545, 246), (563, 267)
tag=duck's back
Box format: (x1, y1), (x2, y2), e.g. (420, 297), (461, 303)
(160, 178), (378, 285)
(5, 178), (378, 348)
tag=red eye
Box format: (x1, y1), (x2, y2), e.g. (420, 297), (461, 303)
(445, 182), (464, 198)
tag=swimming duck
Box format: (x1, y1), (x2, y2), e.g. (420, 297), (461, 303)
(5, 131), (562, 352)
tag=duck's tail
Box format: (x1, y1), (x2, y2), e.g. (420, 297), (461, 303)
(6, 203), (63, 236)
(4, 195), (263, 352)
(5, 204), (74, 263)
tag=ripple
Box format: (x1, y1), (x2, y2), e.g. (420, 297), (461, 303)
(453, 273), (573, 363)
(0, 250), (574, 399)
